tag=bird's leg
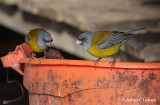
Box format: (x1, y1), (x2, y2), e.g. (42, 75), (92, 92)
(92, 58), (101, 67)
(109, 52), (118, 70)
(29, 52), (36, 64)
(44, 51), (47, 58)
(38, 51), (47, 64)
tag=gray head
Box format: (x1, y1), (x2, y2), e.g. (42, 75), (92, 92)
(25, 28), (53, 51)
(37, 30), (53, 50)
(75, 32), (93, 51)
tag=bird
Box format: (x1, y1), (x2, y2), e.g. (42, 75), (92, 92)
(25, 28), (53, 59)
(75, 27), (146, 69)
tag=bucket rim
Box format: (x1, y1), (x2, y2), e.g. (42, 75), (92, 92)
(20, 58), (160, 69)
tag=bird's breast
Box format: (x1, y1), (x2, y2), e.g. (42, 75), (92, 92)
(28, 39), (46, 53)
(88, 43), (122, 58)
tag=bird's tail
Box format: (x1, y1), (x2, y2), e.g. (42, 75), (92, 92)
(126, 27), (146, 35)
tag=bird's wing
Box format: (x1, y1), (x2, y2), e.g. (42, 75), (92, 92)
(97, 31), (126, 49)
(92, 31), (111, 44)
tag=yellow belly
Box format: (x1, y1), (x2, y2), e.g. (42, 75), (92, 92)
(88, 43), (122, 58)
(28, 40), (46, 53)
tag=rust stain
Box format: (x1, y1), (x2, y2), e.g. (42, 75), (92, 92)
(139, 72), (158, 96)
(139, 79), (151, 96)
(34, 81), (39, 89)
(71, 80), (82, 86)
(115, 70), (138, 86)
(141, 70), (145, 78)
(148, 73), (157, 80)
(42, 81), (49, 93)
(31, 72), (41, 92)
(68, 92), (83, 103)
(48, 70), (59, 90)
(63, 80), (68, 88)
(74, 92), (83, 98)
(110, 96), (113, 100)
(96, 77), (111, 88)
(97, 100), (104, 105)
(69, 80), (83, 91)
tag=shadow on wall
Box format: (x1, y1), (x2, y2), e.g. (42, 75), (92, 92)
(22, 11), (83, 37)
(142, 0), (160, 6)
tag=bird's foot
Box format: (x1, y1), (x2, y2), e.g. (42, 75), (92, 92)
(29, 52), (37, 64)
(29, 56), (37, 64)
(109, 60), (116, 70)
(92, 60), (98, 67)
(109, 52), (118, 70)
(92, 58), (101, 67)
(38, 56), (46, 64)
(28, 58), (32, 64)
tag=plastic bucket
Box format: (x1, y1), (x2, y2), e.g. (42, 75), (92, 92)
(1, 43), (160, 105)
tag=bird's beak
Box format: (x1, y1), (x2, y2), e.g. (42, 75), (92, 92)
(75, 40), (82, 45)
(46, 41), (53, 47)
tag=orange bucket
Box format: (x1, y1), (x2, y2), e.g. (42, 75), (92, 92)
(1, 43), (160, 105)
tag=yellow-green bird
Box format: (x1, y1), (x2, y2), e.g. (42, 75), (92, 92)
(25, 28), (53, 57)
(75, 28), (145, 68)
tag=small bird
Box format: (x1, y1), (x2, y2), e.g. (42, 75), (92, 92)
(75, 27), (145, 68)
(25, 28), (53, 58)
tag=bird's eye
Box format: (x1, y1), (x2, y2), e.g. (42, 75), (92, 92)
(43, 38), (49, 43)
(81, 38), (86, 41)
